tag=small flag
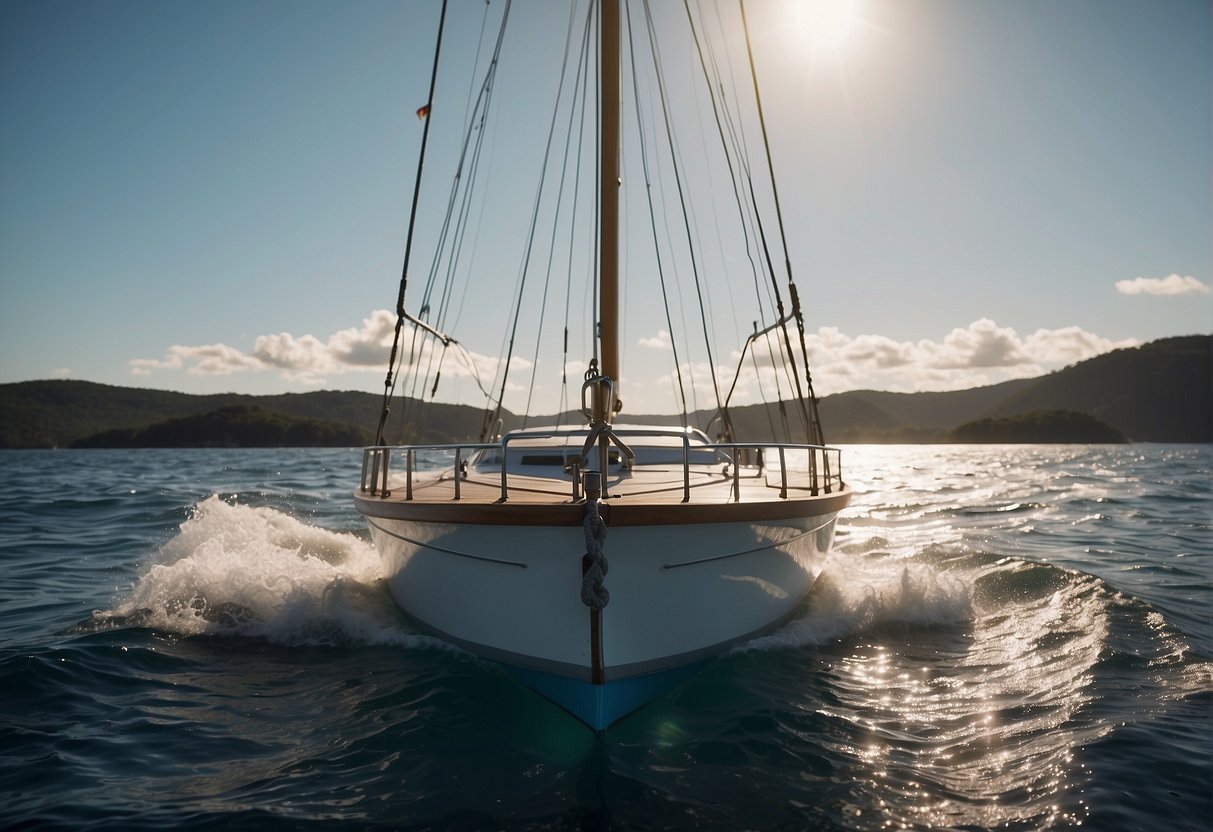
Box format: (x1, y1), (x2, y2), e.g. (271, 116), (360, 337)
(416, 104), (430, 120)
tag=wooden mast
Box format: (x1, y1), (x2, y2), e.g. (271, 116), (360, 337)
(599, 0), (620, 394)
(586, 0), (621, 692)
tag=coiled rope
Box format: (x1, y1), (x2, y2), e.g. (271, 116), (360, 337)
(581, 494), (609, 609)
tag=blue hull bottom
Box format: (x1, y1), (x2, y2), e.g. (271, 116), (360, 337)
(504, 662), (706, 731)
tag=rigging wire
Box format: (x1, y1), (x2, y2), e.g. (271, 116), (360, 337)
(415, 2), (513, 400)
(480, 0), (586, 441)
(591, 1), (601, 374)
(437, 8), (509, 345)
(623, 0), (690, 426)
(690, 0), (784, 426)
(378, 0), (825, 447)
(698, 0), (791, 438)
(559, 23), (595, 428)
(681, 0), (812, 441)
(388, 0), (508, 442)
(696, 4), (773, 330)
(400, 0), (493, 408)
(376, 0), (450, 446)
(683, 5), (743, 356)
(646, 100), (702, 421)
(640, 0), (731, 440)
(521, 5), (594, 429)
(738, 0), (825, 444)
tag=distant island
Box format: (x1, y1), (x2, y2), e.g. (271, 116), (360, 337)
(1, 335), (1208, 448)
(946, 410), (1127, 443)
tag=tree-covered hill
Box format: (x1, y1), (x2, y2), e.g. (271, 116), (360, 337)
(815, 335), (1210, 442)
(990, 335), (1211, 441)
(945, 410), (1128, 444)
(0, 335), (1207, 448)
(0, 382), (489, 449)
(70, 405), (372, 448)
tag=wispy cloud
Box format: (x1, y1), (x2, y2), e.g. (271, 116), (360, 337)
(1115, 274), (1210, 296)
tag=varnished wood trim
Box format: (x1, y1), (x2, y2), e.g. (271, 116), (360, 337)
(355, 488), (851, 527)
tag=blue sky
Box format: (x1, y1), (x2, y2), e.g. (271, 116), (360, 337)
(2, 0), (1209, 416)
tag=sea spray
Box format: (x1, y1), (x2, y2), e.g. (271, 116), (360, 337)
(95, 495), (447, 649)
(737, 550), (975, 652)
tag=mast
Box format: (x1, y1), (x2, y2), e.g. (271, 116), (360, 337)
(599, 0), (621, 393)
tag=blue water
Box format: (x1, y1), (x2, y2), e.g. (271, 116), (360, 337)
(1, 445), (1209, 830)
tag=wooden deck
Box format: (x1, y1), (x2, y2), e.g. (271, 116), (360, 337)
(355, 467), (851, 526)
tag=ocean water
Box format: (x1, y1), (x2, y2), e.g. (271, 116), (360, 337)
(1, 444), (1209, 831)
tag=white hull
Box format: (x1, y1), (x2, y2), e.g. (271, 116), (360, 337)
(356, 428), (850, 727)
(361, 506), (841, 680)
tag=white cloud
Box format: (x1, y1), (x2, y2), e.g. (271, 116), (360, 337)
(129, 309), (528, 392)
(129, 313), (1143, 412)
(327, 309), (400, 366)
(1115, 274), (1210, 296)
(253, 333), (332, 372)
(672, 319), (1139, 406)
(638, 330), (672, 350)
(802, 319), (1136, 395)
(929, 318), (1029, 368)
(50, 368), (71, 378)
(130, 343), (262, 377)
(1020, 326), (1124, 365)
(131, 312), (399, 381)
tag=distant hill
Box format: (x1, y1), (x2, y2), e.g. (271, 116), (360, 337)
(0, 335), (1207, 448)
(987, 336), (1210, 442)
(818, 378), (1037, 440)
(815, 334), (1210, 442)
(70, 405), (372, 448)
(0, 383), (488, 449)
(945, 410), (1128, 443)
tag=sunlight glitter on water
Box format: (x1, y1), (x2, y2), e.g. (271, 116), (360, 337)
(3, 445), (1207, 830)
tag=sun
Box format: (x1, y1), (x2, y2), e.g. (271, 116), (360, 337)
(789, 0), (867, 60)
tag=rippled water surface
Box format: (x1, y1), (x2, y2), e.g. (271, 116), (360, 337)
(1, 445), (1209, 830)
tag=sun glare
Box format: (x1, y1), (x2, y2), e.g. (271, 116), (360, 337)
(789, 0), (866, 60)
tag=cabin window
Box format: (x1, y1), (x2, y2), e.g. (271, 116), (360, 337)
(521, 455), (567, 466)
(518, 451), (622, 466)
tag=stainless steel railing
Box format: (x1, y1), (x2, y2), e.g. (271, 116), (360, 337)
(359, 430), (843, 503)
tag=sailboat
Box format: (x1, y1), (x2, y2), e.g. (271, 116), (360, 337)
(355, 0), (851, 731)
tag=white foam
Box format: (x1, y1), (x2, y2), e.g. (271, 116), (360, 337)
(101, 495), (447, 649)
(737, 553), (975, 651)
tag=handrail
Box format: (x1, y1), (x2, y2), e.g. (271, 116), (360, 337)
(359, 443), (496, 499)
(358, 430), (844, 503)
